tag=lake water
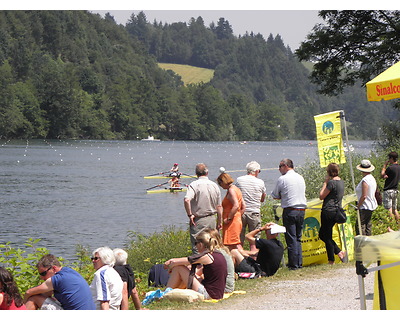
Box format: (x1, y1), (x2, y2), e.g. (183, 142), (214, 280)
(0, 139), (373, 261)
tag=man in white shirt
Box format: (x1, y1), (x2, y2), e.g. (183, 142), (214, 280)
(271, 159), (306, 270)
(236, 161), (266, 251)
(184, 163), (223, 253)
(90, 247), (123, 310)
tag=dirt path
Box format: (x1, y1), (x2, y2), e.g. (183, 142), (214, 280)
(204, 265), (375, 310)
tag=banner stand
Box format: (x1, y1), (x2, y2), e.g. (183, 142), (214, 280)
(339, 110), (362, 236)
(339, 110), (367, 307)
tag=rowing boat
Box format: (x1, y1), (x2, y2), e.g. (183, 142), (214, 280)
(144, 175), (195, 179)
(147, 187), (188, 194)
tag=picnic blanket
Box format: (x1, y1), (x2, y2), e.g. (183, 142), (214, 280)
(203, 290), (247, 303)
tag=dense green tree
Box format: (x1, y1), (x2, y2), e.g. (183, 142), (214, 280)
(0, 61), (25, 138)
(296, 10), (400, 145)
(11, 81), (47, 138)
(296, 10), (400, 95)
(0, 10), (394, 141)
(190, 83), (231, 140)
(227, 94), (258, 140)
(214, 18), (234, 40)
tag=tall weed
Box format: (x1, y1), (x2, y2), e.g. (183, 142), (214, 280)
(126, 226), (192, 275)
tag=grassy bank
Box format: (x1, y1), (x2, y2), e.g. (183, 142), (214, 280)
(2, 144), (399, 309)
(1, 201), (396, 309)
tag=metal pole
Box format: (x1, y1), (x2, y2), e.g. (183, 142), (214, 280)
(358, 274), (367, 310)
(340, 224), (349, 263)
(340, 110), (356, 191)
(340, 110), (362, 235)
(341, 110), (367, 309)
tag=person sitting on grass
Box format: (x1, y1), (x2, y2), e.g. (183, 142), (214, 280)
(163, 230), (227, 300)
(113, 248), (143, 310)
(230, 222), (284, 277)
(204, 228), (235, 293)
(24, 254), (95, 310)
(0, 267), (26, 310)
(90, 247), (123, 310)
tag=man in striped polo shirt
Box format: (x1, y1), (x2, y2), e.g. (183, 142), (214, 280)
(236, 161), (266, 251)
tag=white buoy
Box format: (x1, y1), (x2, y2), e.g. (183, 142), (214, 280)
(219, 167), (226, 173)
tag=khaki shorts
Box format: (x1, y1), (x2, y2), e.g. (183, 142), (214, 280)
(240, 211), (261, 243)
(196, 283), (210, 300)
(41, 297), (63, 310)
(383, 189), (398, 211)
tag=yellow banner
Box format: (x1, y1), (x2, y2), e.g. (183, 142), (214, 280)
(275, 195), (356, 266)
(373, 262), (400, 310)
(314, 111), (346, 167)
(302, 195), (355, 266)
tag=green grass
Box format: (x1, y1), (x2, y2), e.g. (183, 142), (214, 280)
(129, 196), (399, 309)
(158, 63), (215, 85)
(147, 262), (352, 310)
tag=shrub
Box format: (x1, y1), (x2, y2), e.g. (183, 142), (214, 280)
(0, 238), (50, 293)
(126, 226), (192, 275)
(70, 244), (95, 284)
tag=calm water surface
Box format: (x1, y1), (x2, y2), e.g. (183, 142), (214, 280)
(0, 139), (373, 261)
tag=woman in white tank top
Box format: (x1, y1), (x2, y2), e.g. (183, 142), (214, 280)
(355, 160), (378, 236)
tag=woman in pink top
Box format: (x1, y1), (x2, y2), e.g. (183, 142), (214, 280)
(0, 267), (26, 310)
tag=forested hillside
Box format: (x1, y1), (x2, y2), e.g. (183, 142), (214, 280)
(0, 10), (392, 141)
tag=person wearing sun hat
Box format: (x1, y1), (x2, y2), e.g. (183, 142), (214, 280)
(355, 159), (378, 236)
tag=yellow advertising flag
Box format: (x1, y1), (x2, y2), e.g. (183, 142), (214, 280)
(275, 194), (356, 266)
(302, 195), (355, 266)
(314, 111), (346, 167)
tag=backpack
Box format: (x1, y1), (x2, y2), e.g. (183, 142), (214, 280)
(148, 264), (170, 287)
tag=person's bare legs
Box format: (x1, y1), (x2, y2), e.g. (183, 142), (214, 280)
(230, 249), (244, 267)
(166, 265), (190, 289)
(227, 243), (243, 251)
(393, 208), (400, 222)
(25, 294), (47, 310)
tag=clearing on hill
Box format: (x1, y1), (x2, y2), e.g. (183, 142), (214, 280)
(158, 63), (214, 85)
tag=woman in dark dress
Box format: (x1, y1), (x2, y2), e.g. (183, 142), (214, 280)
(319, 163), (346, 264)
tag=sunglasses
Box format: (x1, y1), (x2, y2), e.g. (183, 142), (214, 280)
(91, 257), (100, 261)
(39, 266), (52, 277)
(279, 164), (285, 168)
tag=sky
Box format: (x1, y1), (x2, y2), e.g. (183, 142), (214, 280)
(92, 10), (322, 50)
(3, 1), (326, 50)
(5, 2), (397, 50)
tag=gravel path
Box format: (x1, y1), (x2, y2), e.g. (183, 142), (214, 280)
(210, 265), (375, 310)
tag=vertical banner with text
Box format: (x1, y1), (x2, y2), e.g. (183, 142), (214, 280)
(314, 111), (346, 168)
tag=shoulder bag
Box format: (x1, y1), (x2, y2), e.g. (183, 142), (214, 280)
(335, 207), (347, 224)
(333, 180), (347, 224)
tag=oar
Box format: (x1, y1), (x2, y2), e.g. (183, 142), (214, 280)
(180, 173), (197, 178)
(142, 171), (168, 177)
(146, 181), (170, 191)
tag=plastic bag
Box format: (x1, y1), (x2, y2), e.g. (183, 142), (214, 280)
(141, 287), (173, 306)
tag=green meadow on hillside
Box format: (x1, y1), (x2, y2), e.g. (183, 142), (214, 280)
(158, 63), (214, 85)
